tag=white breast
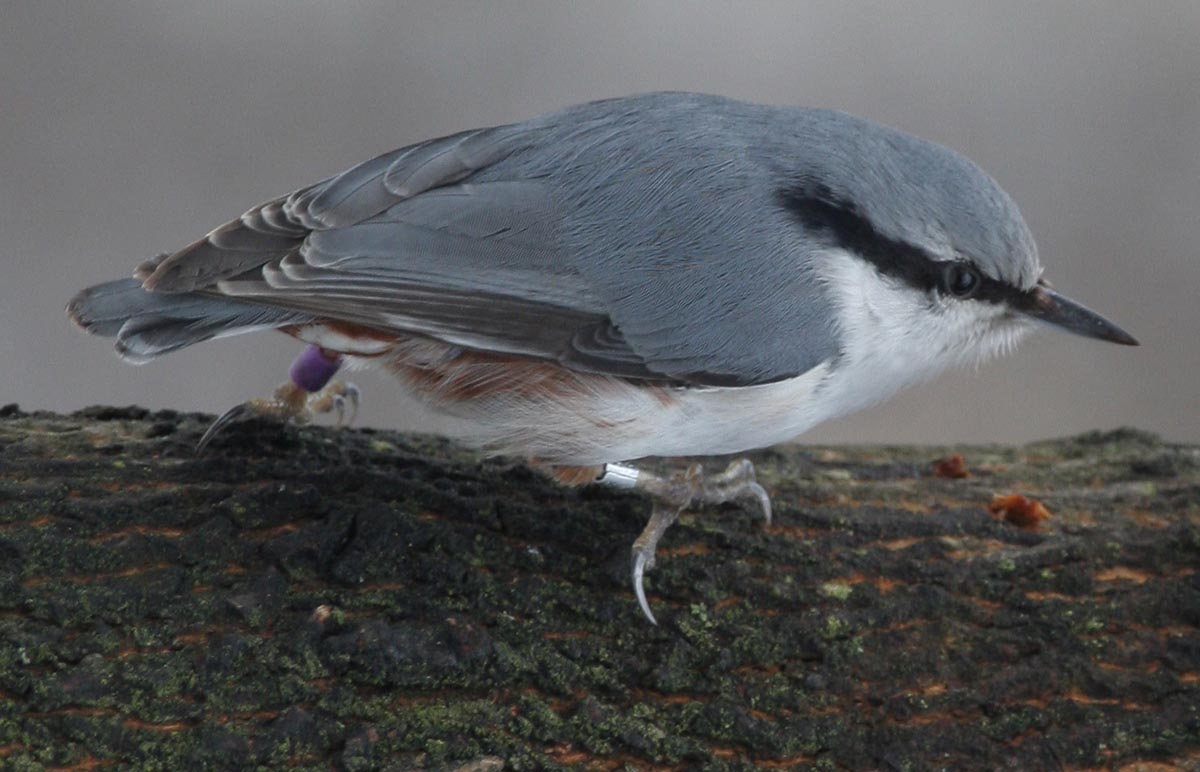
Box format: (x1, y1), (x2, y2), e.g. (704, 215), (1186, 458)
(800, 249), (1028, 429)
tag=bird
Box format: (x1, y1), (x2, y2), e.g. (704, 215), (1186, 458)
(67, 92), (1138, 624)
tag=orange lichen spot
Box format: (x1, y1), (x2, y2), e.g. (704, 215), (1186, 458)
(895, 499), (934, 515)
(541, 630), (588, 641)
(932, 454), (970, 479)
(829, 572), (899, 593)
(42, 754), (116, 771)
(1024, 590), (1076, 602)
(764, 524), (826, 539)
(713, 595), (742, 612)
(871, 576), (900, 593)
(879, 537), (923, 551)
(172, 631), (213, 646)
(961, 594), (1003, 611)
(1094, 566), (1152, 584)
(657, 543), (711, 558)
(757, 754), (821, 769)
(988, 493), (1051, 531)
(543, 745), (593, 766)
(1116, 762), (1196, 772)
(244, 522), (302, 540)
(121, 718), (191, 732)
(88, 524), (186, 545)
(895, 682), (948, 699)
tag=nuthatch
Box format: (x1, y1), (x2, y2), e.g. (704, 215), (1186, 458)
(68, 92), (1137, 623)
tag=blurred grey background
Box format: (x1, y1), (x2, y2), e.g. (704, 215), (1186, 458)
(2, 1), (1197, 445)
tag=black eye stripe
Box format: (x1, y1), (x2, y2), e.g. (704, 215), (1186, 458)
(970, 272), (1024, 304)
(778, 185), (1032, 307)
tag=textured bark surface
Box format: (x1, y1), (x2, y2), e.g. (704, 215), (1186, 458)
(0, 404), (1197, 771)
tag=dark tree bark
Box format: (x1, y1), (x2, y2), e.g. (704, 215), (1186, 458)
(0, 404), (1197, 770)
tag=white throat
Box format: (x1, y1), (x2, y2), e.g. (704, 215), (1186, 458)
(809, 249), (1031, 422)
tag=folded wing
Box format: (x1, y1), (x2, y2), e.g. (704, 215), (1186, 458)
(132, 124), (674, 381)
(123, 97), (839, 388)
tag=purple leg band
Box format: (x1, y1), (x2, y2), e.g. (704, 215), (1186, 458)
(289, 345), (342, 393)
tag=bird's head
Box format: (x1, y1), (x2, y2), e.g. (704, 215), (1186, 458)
(778, 111), (1137, 379)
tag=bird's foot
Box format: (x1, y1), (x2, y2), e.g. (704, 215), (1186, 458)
(598, 458), (771, 625)
(196, 345), (359, 454)
(305, 379), (361, 427)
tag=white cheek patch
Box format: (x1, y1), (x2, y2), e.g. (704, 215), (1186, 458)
(810, 251), (1030, 421)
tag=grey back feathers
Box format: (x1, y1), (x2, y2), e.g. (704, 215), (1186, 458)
(70, 92), (1040, 385)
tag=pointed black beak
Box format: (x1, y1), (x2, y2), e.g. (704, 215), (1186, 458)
(1015, 281), (1139, 346)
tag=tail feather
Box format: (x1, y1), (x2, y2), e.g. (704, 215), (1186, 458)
(67, 278), (313, 363)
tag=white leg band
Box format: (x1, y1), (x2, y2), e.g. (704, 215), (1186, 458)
(596, 463), (640, 489)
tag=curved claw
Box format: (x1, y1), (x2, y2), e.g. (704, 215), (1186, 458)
(746, 481), (773, 526)
(622, 456), (771, 624)
(196, 403), (250, 456)
(721, 459), (771, 526)
(631, 550), (658, 626)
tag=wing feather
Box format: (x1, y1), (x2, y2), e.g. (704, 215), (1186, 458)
(140, 124), (535, 292)
(127, 94), (842, 388)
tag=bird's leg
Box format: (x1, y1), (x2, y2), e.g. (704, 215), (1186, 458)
(594, 458), (772, 624)
(196, 344), (360, 454)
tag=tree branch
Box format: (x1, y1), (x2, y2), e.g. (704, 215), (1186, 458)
(0, 405), (1197, 769)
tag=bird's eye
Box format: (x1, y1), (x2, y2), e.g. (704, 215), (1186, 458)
(941, 263), (981, 299)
